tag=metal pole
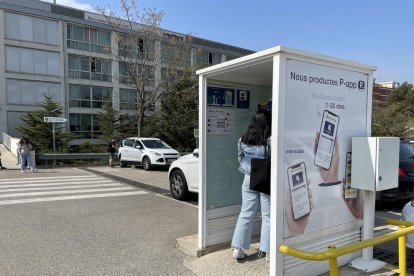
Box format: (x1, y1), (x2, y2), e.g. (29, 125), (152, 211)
(327, 246), (339, 276)
(362, 190), (375, 261)
(398, 232), (406, 276)
(52, 122), (56, 153)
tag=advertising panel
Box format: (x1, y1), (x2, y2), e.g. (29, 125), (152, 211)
(284, 59), (368, 237)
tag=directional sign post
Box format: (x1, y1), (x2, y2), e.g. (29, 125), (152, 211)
(43, 117), (67, 123)
(44, 117), (68, 153)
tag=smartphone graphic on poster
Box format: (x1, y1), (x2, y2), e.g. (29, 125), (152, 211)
(314, 110), (340, 170)
(287, 162), (311, 220)
(344, 152), (357, 199)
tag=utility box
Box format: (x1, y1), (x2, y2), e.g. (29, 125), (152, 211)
(351, 137), (399, 191)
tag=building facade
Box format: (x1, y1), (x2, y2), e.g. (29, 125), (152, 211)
(0, 0), (253, 143)
(372, 81), (399, 108)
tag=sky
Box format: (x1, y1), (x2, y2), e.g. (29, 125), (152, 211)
(44, 0), (414, 85)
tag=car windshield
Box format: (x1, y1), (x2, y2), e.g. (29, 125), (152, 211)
(400, 143), (414, 159)
(141, 139), (170, 149)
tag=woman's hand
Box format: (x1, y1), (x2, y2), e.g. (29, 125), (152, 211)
(342, 177), (363, 219)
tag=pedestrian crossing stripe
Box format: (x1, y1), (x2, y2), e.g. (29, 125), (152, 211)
(0, 175), (98, 184)
(0, 191), (147, 205)
(0, 183), (123, 193)
(0, 175), (147, 206)
(0, 179), (114, 188)
(0, 186), (136, 198)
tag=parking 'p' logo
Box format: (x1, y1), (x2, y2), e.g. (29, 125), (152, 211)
(358, 81), (365, 90)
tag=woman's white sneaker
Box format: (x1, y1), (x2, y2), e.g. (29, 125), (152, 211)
(232, 248), (246, 259)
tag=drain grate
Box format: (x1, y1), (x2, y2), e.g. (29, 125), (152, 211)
(374, 248), (414, 275)
(81, 168), (198, 206)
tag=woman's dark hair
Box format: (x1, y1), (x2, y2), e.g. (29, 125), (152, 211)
(241, 110), (271, 146)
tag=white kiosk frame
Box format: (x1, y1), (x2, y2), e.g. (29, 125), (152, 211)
(197, 46), (375, 275)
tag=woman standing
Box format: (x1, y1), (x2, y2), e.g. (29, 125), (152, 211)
(231, 109), (271, 260)
(17, 137), (37, 173)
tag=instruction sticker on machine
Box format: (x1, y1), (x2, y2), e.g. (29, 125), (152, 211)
(207, 108), (235, 134)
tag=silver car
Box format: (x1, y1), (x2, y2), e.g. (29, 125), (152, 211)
(402, 198), (414, 250)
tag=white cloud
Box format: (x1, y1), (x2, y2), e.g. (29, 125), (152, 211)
(41, 0), (95, 12)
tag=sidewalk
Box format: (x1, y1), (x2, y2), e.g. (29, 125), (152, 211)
(0, 143), (20, 170)
(178, 234), (399, 275)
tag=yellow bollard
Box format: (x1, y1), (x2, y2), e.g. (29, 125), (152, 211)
(327, 245), (339, 276)
(398, 231), (406, 276)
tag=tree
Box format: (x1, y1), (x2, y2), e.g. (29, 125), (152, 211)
(96, 104), (137, 143)
(96, 0), (192, 137)
(96, 104), (121, 142)
(372, 82), (414, 139)
(16, 95), (72, 152)
(152, 72), (198, 150)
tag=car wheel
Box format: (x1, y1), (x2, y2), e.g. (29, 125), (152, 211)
(119, 155), (127, 168)
(143, 157), (151, 171)
(170, 170), (189, 200)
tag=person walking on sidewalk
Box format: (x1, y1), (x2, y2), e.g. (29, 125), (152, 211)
(16, 138), (22, 165)
(107, 138), (117, 168)
(17, 137), (37, 173)
(0, 148), (6, 170)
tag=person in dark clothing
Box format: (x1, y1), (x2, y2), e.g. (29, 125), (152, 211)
(107, 139), (117, 168)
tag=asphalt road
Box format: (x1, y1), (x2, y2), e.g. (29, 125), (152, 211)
(0, 167), (198, 275)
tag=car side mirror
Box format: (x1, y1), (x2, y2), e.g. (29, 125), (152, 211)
(193, 149), (199, 158)
(135, 145), (142, 149)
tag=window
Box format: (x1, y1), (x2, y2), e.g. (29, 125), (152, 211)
(123, 139), (134, 148)
(161, 42), (191, 65)
(67, 24), (111, 53)
(69, 84), (112, 108)
(5, 47), (60, 76)
(68, 55), (112, 82)
(120, 88), (137, 110)
(5, 12), (59, 46)
(69, 113), (101, 139)
(119, 63), (154, 86)
(118, 36), (154, 60)
(196, 50), (221, 66)
(7, 111), (25, 137)
(6, 79), (60, 105)
(225, 55), (237, 61)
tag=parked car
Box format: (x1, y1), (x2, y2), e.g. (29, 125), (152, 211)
(168, 149), (199, 200)
(377, 141), (414, 202)
(118, 137), (180, 170)
(401, 198), (414, 250)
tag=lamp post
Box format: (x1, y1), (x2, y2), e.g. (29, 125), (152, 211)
(51, 108), (59, 153)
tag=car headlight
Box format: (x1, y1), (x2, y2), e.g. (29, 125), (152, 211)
(150, 151), (162, 156)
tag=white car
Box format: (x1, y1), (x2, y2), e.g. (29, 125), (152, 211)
(118, 137), (180, 170)
(402, 198), (414, 250)
(168, 149), (199, 200)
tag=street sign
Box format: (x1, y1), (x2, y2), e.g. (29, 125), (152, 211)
(44, 117), (67, 123)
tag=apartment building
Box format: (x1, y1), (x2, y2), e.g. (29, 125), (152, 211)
(372, 81), (399, 108)
(0, 0), (253, 143)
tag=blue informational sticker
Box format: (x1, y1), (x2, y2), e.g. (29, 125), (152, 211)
(207, 87), (235, 107)
(236, 89), (250, 109)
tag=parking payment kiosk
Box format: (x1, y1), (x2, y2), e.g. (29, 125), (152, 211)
(197, 46), (375, 275)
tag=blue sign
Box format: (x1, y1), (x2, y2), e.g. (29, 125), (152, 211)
(236, 89), (250, 109)
(207, 87), (234, 107)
